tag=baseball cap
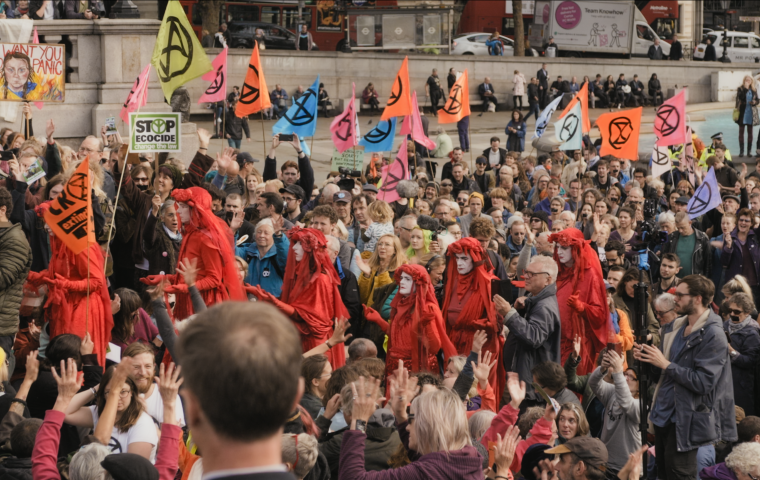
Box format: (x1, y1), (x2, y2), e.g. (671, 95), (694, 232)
(279, 184), (305, 200)
(363, 183), (378, 194)
(101, 453), (158, 480)
(604, 281), (616, 293)
(476, 156), (488, 165)
(236, 152), (258, 166)
(333, 190), (352, 203)
(675, 196), (690, 205)
(545, 437), (608, 471)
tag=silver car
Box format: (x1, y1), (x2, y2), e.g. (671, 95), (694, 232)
(451, 32), (538, 56)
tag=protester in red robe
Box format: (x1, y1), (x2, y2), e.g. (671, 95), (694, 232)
(141, 186), (246, 320)
(250, 227), (349, 368)
(442, 237), (504, 396)
(26, 202), (113, 366)
(549, 227), (609, 375)
(364, 264), (458, 383)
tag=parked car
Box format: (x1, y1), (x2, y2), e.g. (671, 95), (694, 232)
(227, 21), (319, 50)
(451, 32), (538, 56)
(694, 30), (760, 62)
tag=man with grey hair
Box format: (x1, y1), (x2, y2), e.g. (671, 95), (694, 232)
(395, 215), (417, 249)
(559, 210), (576, 230)
(654, 293), (678, 327)
(495, 255), (561, 402)
(326, 235), (362, 340)
(535, 232), (555, 256)
(347, 338), (378, 363)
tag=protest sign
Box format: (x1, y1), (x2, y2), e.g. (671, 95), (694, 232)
(0, 43), (65, 102)
(129, 112), (182, 153)
(105, 117), (117, 135)
(23, 158), (45, 184)
(330, 146), (364, 171)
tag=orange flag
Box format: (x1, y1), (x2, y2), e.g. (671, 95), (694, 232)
(596, 107), (643, 160)
(380, 56), (412, 120)
(559, 82), (590, 134)
(437, 69), (471, 124)
(235, 41), (271, 117)
(43, 157), (95, 255)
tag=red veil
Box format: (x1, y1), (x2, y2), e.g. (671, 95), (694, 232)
(390, 264), (458, 372)
(28, 202), (113, 366)
(282, 227), (349, 368)
(442, 237), (504, 394)
(549, 228), (609, 374)
(166, 187), (246, 318)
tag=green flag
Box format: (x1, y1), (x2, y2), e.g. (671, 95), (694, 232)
(151, 0), (212, 102)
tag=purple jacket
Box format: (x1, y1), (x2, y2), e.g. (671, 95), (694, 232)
(339, 427), (483, 480)
(700, 463), (738, 480)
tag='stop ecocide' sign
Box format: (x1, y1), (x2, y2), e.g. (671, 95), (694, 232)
(129, 112), (182, 152)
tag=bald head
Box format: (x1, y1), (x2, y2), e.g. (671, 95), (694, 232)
(347, 338), (378, 363)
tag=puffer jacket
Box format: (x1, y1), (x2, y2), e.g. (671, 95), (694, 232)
(0, 222), (31, 336)
(649, 309), (737, 451)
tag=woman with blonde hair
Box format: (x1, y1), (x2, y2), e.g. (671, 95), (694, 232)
(513, 69), (526, 110)
(722, 275), (755, 306)
(556, 402), (590, 441)
(736, 74), (758, 157)
(243, 170), (263, 208)
(339, 374), (484, 479)
(356, 233), (408, 306)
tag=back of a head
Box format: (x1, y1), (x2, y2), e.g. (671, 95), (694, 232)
(45, 333), (82, 369)
(347, 338), (377, 363)
(411, 389), (471, 456)
(69, 443), (110, 480)
(11, 418), (42, 458)
(282, 433), (318, 479)
(738, 416), (760, 443)
(177, 302), (302, 442)
(468, 410), (497, 441)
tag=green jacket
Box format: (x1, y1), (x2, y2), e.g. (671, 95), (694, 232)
(564, 353), (596, 414)
(0, 222), (32, 336)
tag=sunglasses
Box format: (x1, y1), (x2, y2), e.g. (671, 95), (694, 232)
(729, 308), (744, 315)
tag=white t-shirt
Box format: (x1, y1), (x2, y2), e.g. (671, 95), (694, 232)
(89, 406), (158, 463)
(489, 149), (501, 167)
(141, 386), (186, 427)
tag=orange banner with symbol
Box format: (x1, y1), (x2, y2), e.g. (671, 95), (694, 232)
(596, 107), (642, 160)
(235, 41), (271, 117)
(381, 56), (412, 120)
(43, 157), (95, 255)
(437, 69), (471, 124)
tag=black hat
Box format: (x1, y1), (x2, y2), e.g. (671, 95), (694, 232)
(236, 152), (259, 167)
(363, 183), (378, 194)
(101, 453), (158, 480)
(521, 444), (555, 480)
(711, 132), (724, 140)
(530, 211), (550, 225)
(675, 196), (690, 205)
(279, 184), (305, 200)
(475, 156), (488, 165)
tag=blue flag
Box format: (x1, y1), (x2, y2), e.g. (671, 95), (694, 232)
(273, 76), (319, 137)
(686, 167), (722, 220)
(533, 95), (563, 140)
(359, 117), (397, 153)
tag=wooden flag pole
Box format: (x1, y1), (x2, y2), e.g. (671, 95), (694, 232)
(222, 103), (226, 153)
(86, 243), (90, 333)
(260, 111), (267, 158)
(468, 121), (473, 173)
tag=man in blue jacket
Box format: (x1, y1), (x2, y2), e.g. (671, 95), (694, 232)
(635, 275), (737, 480)
(235, 218), (289, 297)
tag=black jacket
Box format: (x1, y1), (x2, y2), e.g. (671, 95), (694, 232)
(451, 177), (481, 199)
(648, 44), (664, 60)
(337, 263), (363, 344)
(537, 69), (549, 90)
(725, 319), (760, 416)
(0, 456), (32, 480)
(527, 83), (540, 104)
(143, 212), (182, 277)
(704, 43), (717, 61)
(447, 73), (457, 91)
(225, 109), (251, 140)
(670, 40), (683, 60)
(662, 228), (712, 278)
(263, 154), (315, 204)
(503, 284), (561, 400)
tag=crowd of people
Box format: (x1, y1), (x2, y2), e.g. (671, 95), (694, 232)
(0, 69), (757, 480)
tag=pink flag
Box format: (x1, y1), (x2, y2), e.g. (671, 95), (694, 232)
(120, 64), (151, 123)
(399, 93), (435, 150)
(377, 140), (410, 203)
(330, 83), (358, 153)
(32, 28), (42, 110)
(655, 89), (686, 147)
(198, 47), (228, 104)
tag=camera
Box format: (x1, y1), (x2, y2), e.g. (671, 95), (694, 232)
(338, 167), (361, 177)
(336, 167), (360, 192)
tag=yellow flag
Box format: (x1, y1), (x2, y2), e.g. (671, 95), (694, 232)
(151, 0), (212, 102)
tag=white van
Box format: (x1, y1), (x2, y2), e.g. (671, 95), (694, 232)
(694, 31), (760, 63)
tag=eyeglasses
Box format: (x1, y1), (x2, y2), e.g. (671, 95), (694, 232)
(104, 388), (131, 398)
(738, 218), (752, 223)
(399, 226), (413, 232)
(441, 183), (452, 187)
(407, 413), (415, 423)
(134, 177), (149, 184)
(729, 308), (744, 315)
(523, 271), (549, 279)
(531, 218), (541, 223)
(673, 292), (692, 299)
(655, 308), (673, 317)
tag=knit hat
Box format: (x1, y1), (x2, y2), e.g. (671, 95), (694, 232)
(101, 453), (158, 480)
(469, 192), (485, 203)
(158, 163), (183, 189)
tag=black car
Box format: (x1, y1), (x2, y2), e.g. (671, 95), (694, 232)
(227, 21), (319, 50)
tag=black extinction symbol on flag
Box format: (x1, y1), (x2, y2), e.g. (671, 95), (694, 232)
(653, 147), (670, 166)
(442, 85), (462, 115)
(335, 114), (353, 141)
(379, 153), (408, 194)
(158, 16), (194, 82)
(656, 105), (680, 137)
(283, 89), (315, 126)
(239, 64), (260, 105)
(124, 76), (140, 108)
(559, 114), (579, 142)
(688, 181), (713, 216)
(364, 120), (393, 144)
(387, 76), (403, 106)
(608, 117), (633, 150)
(205, 65), (225, 95)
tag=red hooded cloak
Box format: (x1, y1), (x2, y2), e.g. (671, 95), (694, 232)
(442, 237), (504, 395)
(141, 187), (246, 320)
(549, 228), (609, 375)
(27, 203), (113, 366)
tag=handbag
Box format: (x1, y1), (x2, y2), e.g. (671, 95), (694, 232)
(753, 105), (760, 126)
(733, 108), (741, 123)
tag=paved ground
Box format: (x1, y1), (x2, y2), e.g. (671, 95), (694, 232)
(191, 101), (734, 183)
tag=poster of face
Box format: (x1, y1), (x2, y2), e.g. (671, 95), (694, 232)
(0, 43), (65, 102)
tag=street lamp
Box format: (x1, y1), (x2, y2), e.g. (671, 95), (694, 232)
(720, 0), (731, 62)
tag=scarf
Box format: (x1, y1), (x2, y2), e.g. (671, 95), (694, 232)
(728, 315), (752, 335)
(163, 224), (182, 242)
(610, 309), (620, 334)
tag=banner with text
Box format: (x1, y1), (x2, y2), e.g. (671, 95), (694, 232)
(129, 112), (182, 153)
(331, 146), (364, 171)
(0, 43), (64, 102)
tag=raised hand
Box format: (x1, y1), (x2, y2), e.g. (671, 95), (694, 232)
(52, 358), (80, 401)
(46, 119), (55, 142)
(572, 335), (582, 359)
(23, 351), (39, 384)
(230, 211), (244, 233)
(176, 258), (199, 287)
(216, 148), (235, 174)
(506, 372), (526, 409)
(288, 133), (301, 151)
(197, 128), (211, 149)
(80, 332), (94, 356)
(151, 194), (161, 217)
(329, 318), (352, 346)
(155, 362), (183, 404)
(472, 350), (496, 389)
(494, 425), (521, 473)
(493, 294), (511, 316)
(390, 360), (418, 422)
(323, 393), (342, 420)
(471, 330), (488, 354)
(351, 376), (383, 424)
(355, 255), (371, 276)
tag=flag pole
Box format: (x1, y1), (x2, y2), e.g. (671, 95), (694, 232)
(260, 111), (267, 159)
(86, 242), (90, 333)
(468, 120), (473, 173)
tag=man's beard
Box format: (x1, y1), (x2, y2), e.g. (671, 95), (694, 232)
(134, 375), (152, 394)
(676, 298), (697, 316)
